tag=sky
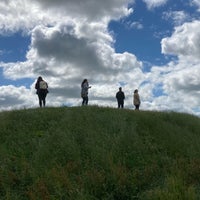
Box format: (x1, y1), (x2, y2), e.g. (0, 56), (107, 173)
(0, 0), (200, 115)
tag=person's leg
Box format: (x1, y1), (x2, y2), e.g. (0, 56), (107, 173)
(118, 101), (123, 108)
(135, 105), (139, 110)
(38, 94), (42, 107)
(39, 98), (42, 107)
(117, 101), (120, 108)
(82, 97), (85, 105)
(82, 98), (84, 105)
(41, 92), (46, 107)
(43, 99), (46, 107)
(85, 96), (88, 105)
(43, 93), (47, 107)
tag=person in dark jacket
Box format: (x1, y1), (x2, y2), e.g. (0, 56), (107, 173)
(35, 76), (48, 107)
(116, 87), (125, 108)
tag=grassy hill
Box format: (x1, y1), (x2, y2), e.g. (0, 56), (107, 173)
(0, 106), (200, 199)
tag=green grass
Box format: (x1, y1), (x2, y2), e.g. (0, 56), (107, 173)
(0, 106), (200, 199)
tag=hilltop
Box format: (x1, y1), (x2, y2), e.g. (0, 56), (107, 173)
(0, 106), (200, 199)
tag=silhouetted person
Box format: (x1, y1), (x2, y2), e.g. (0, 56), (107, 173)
(133, 89), (140, 110)
(81, 79), (91, 105)
(35, 76), (48, 107)
(116, 87), (125, 108)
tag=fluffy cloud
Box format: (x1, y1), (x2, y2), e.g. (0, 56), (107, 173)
(143, 20), (200, 115)
(161, 21), (200, 61)
(192, 0), (200, 11)
(0, 0), (200, 116)
(129, 21), (143, 29)
(0, 85), (35, 110)
(142, 0), (168, 10)
(162, 10), (190, 25)
(0, 1), (48, 34)
(0, 0), (143, 110)
(30, 0), (133, 22)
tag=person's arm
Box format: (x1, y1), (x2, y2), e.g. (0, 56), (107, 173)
(35, 82), (38, 89)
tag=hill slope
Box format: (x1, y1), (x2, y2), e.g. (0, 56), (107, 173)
(0, 106), (200, 199)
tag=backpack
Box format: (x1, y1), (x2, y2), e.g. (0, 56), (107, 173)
(39, 80), (47, 89)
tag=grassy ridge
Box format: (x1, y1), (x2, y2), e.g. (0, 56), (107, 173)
(0, 106), (200, 199)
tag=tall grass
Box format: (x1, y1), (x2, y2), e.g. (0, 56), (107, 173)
(0, 106), (200, 199)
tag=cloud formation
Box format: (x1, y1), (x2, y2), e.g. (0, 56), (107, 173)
(163, 10), (190, 25)
(142, 0), (168, 10)
(0, 0), (200, 116)
(162, 20), (200, 61)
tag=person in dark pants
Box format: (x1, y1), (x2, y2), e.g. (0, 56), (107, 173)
(35, 76), (48, 107)
(116, 87), (125, 108)
(81, 79), (91, 105)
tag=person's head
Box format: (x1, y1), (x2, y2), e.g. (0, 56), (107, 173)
(37, 76), (43, 82)
(134, 89), (138, 93)
(119, 87), (122, 91)
(83, 79), (87, 83)
(81, 79), (88, 86)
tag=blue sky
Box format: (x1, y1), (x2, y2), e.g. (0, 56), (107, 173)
(110, 0), (195, 65)
(0, 32), (30, 62)
(0, 0), (200, 115)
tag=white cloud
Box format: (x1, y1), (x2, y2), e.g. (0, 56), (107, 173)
(0, 0), (144, 110)
(161, 20), (200, 61)
(141, 20), (200, 115)
(0, 85), (36, 110)
(138, 60), (200, 115)
(192, 0), (200, 11)
(30, 0), (133, 22)
(130, 21), (143, 29)
(0, 0), (200, 117)
(162, 10), (190, 25)
(0, 1), (48, 34)
(142, 0), (168, 10)
(1, 61), (34, 79)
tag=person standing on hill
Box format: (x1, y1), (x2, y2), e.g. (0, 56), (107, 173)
(35, 76), (48, 107)
(116, 87), (125, 108)
(81, 79), (91, 106)
(133, 89), (140, 110)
